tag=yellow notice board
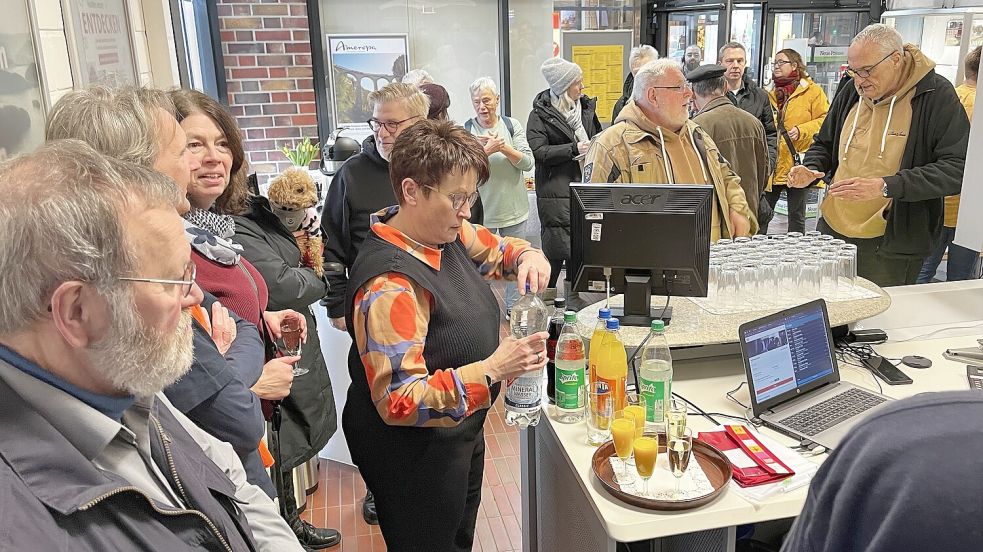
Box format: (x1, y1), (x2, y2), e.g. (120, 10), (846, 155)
(572, 45), (624, 124)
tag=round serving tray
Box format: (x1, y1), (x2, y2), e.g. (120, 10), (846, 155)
(591, 433), (732, 511)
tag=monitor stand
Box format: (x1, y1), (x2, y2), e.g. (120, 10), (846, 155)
(610, 274), (672, 327)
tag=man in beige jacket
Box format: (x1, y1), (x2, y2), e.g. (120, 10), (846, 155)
(583, 58), (757, 241)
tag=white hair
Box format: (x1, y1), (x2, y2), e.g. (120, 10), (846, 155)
(401, 69), (433, 86)
(632, 59), (683, 102)
(0, 140), (179, 334)
(469, 76), (499, 98)
(853, 23), (904, 57)
(629, 45), (659, 73)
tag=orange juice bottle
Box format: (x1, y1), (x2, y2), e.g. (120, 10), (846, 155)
(587, 307), (612, 389)
(595, 318), (628, 413)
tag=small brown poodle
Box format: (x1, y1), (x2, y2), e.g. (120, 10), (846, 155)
(267, 167), (324, 277)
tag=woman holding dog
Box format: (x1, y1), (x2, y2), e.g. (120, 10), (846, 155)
(171, 89), (341, 549)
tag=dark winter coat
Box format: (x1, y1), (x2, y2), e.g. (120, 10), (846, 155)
(526, 89), (602, 261)
(611, 72), (634, 123)
(727, 73), (779, 173)
(234, 196), (337, 469)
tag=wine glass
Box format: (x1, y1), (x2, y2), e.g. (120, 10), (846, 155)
(666, 398), (687, 439)
(610, 411), (636, 482)
(279, 315), (308, 376)
(633, 436), (659, 498)
(668, 427), (693, 499)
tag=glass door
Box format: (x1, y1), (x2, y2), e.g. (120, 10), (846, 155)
(668, 10), (721, 65)
(767, 11), (862, 98)
(730, 4), (763, 82)
(884, 11), (981, 85)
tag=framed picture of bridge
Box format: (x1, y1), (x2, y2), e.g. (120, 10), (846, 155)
(326, 34), (410, 136)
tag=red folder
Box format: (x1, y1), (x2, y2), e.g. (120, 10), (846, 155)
(699, 425), (795, 487)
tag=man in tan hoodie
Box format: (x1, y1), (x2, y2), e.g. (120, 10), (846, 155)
(789, 24), (968, 287)
(583, 58), (757, 242)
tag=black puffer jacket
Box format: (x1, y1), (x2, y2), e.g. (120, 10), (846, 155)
(234, 196), (336, 469)
(611, 72), (633, 123)
(728, 73), (779, 173)
(526, 90), (602, 261)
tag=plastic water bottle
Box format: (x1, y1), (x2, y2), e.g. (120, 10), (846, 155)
(545, 297), (567, 405)
(505, 284), (549, 428)
(553, 310), (586, 423)
(638, 319), (672, 432)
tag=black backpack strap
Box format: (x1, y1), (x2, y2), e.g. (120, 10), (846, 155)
(776, 109), (802, 166)
(502, 116), (514, 137)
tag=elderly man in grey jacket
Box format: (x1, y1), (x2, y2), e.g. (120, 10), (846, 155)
(0, 141), (302, 551)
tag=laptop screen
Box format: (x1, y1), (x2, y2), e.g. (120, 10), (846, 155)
(741, 300), (837, 405)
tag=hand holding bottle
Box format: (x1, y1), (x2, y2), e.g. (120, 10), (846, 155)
(484, 332), (549, 384)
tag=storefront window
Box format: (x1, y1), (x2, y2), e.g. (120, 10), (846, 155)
(731, 5), (762, 82)
(668, 11), (720, 65)
(769, 12), (860, 97)
(0, 3), (45, 160)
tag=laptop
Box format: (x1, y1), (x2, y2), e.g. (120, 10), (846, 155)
(737, 299), (892, 450)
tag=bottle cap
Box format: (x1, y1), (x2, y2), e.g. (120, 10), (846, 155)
(554, 297), (566, 308)
(599, 307), (611, 319)
(606, 318), (620, 330)
(652, 319), (665, 332)
(564, 311), (577, 323)
(525, 282), (532, 293)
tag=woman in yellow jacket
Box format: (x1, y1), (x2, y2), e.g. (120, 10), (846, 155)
(763, 48), (829, 233)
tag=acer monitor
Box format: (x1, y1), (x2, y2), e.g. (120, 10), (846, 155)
(569, 183), (712, 326)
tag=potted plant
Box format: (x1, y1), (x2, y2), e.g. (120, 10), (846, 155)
(280, 137), (326, 201)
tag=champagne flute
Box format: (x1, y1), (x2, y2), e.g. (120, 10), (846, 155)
(668, 427), (693, 499)
(279, 315), (308, 376)
(610, 411), (635, 482)
(633, 436), (658, 498)
(624, 393), (647, 438)
(666, 398), (687, 439)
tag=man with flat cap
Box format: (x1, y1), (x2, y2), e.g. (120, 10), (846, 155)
(690, 64), (770, 224)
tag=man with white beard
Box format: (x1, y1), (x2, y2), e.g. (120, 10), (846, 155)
(0, 141), (302, 550)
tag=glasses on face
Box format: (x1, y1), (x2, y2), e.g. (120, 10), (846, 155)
(772, 60), (792, 68)
(652, 82), (692, 93)
(473, 96), (498, 107)
(845, 52), (895, 79)
(119, 263), (197, 298)
(420, 184), (480, 211)
(367, 116), (421, 134)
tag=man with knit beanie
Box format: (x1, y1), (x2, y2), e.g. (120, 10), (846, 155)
(788, 24), (968, 287)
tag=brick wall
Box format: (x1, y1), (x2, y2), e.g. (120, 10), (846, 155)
(217, 0), (318, 183)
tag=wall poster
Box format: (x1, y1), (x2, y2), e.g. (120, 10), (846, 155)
(571, 44), (623, 124)
(0, 1), (45, 160)
(326, 34), (409, 140)
(64, 0), (137, 86)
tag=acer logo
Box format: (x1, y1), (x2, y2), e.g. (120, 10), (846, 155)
(620, 193), (661, 205)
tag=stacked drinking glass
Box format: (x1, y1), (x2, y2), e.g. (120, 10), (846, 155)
(707, 231), (858, 311)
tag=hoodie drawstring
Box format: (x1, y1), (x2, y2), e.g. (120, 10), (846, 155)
(878, 95), (898, 159)
(656, 127), (673, 184)
(841, 94), (899, 162)
(687, 126), (710, 183)
(841, 99), (862, 162)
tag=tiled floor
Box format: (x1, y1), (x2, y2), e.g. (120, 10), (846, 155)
(300, 284), (524, 552)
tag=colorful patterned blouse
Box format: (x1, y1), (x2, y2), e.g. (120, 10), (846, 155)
(352, 206), (532, 427)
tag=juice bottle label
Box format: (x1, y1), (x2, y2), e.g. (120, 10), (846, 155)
(639, 377), (668, 423)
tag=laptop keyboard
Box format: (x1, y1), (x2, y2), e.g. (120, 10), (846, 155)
(777, 388), (887, 437)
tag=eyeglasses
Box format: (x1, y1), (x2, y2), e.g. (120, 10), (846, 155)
(420, 184), (480, 210)
(652, 82), (692, 93)
(367, 116), (421, 134)
(845, 52), (895, 79)
(772, 60), (792, 68)
(119, 263), (197, 298)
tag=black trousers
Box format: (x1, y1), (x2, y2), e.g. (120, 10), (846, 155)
(366, 430), (486, 552)
(763, 186), (809, 234)
(817, 219), (924, 287)
(548, 258), (565, 288)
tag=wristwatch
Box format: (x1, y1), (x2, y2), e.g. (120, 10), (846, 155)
(882, 181), (890, 198)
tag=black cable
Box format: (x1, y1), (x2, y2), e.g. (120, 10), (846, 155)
(627, 273), (671, 391)
(671, 391), (721, 426)
(834, 340), (884, 393)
